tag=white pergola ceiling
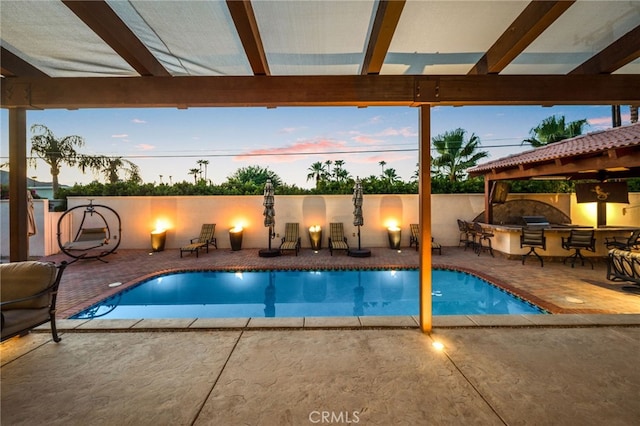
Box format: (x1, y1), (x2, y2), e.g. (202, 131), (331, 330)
(1, 0), (639, 84)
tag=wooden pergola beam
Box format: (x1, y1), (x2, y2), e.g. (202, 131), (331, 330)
(226, 0), (270, 76)
(3, 74), (639, 109)
(570, 25), (640, 75)
(1, 47), (49, 78)
(468, 1), (575, 75)
(361, 0), (406, 75)
(63, 0), (170, 77)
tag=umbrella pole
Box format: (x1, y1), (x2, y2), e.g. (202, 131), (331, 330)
(358, 225), (362, 250)
(268, 226), (272, 250)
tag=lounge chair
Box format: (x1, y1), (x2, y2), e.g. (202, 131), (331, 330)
(562, 228), (596, 269)
(328, 223), (349, 256)
(180, 224), (217, 258)
(605, 229), (640, 251)
(1, 261), (67, 342)
(280, 223), (301, 256)
(409, 224), (419, 251)
(409, 223), (442, 254)
(520, 227), (546, 267)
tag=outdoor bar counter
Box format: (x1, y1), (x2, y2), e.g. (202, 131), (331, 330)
(481, 223), (639, 259)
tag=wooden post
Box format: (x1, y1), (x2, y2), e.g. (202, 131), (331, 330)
(9, 108), (29, 261)
(419, 105), (432, 333)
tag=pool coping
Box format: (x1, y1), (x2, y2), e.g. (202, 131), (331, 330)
(37, 313), (640, 335)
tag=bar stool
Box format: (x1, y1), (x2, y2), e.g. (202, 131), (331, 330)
(520, 227), (546, 267)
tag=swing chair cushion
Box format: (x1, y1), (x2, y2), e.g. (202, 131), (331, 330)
(64, 227), (108, 250)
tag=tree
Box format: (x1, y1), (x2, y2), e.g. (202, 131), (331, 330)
(101, 157), (141, 184)
(188, 168), (200, 184)
(431, 128), (489, 182)
(197, 159), (210, 183)
(378, 160), (386, 176)
(226, 165), (282, 187)
(333, 160), (349, 182)
(306, 161), (325, 188)
(383, 168), (400, 183)
(522, 115), (588, 147)
(29, 124), (89, 195)
(324, 160), (333, 181)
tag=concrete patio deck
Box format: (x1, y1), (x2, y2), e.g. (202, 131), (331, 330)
(2, 246), (640, 424)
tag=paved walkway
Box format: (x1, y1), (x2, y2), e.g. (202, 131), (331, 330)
(2, 246), (640, 425)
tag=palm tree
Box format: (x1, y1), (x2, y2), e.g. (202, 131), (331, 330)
(324, 160), (333, 181)
(306, 161), (325, 188)
(383, 168), (400, 183)
(378, 160), (386, 176)
(197, 159), (210, 182)
(100, 157), (141, 184)
(188, 168), (200, 184)
(29, 124), (86, 195)
(431, 128), (489, 182)
(522, 115), (588, 147)
(333, 160), (346, 182)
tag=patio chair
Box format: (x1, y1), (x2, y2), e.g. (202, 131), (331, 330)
(520, 227), (546, 267)
(409, 224), (419, 251)
(280, 223), (301, 256)
(1, 261), (67, 342)
(562, 228), (596, 269)
(328, 223), (349, 256)
(409, 224), (441, 254)
(604, 229), (640, 251)
(180, 224), (217, 258)
(472, 222), (494, 257)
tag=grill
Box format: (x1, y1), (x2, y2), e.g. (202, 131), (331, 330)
(521, 216), (550, 227)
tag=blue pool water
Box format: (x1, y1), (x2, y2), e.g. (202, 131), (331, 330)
(72, 269), (546, 319)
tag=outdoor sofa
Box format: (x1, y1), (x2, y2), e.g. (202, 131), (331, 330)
(606, 249), (640, 286)
(1, 260), (67, 342)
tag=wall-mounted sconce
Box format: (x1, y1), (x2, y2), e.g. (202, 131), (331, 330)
(309, 225), (322, 251)
(151, 228), (167, 252)
(387, 226), (401, 250)
(229, 226), (243, 251)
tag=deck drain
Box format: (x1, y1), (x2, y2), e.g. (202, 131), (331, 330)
(565, 296), (584, 304)
(108, 282), (123, 288)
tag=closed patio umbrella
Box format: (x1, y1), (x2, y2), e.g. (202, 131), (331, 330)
(349, 178), (370, 257)
(27, 190), (37, 237)
(259, 179), (280, 257)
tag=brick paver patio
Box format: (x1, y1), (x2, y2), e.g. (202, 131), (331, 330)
(36, 244), (640, 319)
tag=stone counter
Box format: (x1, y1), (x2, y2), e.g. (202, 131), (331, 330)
(480, 224), (639, 259)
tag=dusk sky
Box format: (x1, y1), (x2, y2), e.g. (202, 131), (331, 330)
(1, 104), (631, 189)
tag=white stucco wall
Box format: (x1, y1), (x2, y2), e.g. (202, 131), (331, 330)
(2, 193), (638, 257)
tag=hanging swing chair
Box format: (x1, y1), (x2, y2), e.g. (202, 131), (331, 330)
(57, 200), (122, 263)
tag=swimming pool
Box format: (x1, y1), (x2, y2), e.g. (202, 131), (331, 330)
(72, 269), (546, 319)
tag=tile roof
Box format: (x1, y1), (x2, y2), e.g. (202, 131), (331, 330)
(468, 122), (640, 174)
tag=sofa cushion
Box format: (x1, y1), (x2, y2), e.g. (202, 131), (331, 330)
(1, 308), (50, 338)
(0, 261), (57, 309)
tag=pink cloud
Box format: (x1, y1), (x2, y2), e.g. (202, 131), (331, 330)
(378, 127), (416, 137)
(135, 144), (155, 151)
(234, 138), (346, 163)
(588, 114), (630, 129)
(352, 135), (382, 144)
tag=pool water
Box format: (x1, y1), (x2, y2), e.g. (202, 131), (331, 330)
(72, 269), (546, 319)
